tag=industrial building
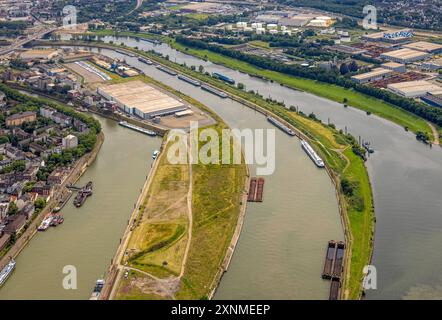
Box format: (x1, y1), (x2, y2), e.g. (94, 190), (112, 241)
(19, 49), (59, 61)
(362, 29), (413, 43)
(380, 48), (430, 64)
(421, 91), (442, 108)
(381, 62), (406, 73)
(421, 58), (442, 71)
(97, 80), (187, 119)
(402, 41), (442, 54)
(387, 80), (442, 98)
(351, 68), (393, 84)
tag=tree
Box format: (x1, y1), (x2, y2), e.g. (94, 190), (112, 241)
(237, 82), (245, 90)
(340, 63), (349, 75)
(7, 202), (18, 216)
(35, 198), (46, 211)
(349, 60), (359, 72)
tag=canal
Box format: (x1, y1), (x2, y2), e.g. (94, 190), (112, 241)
(84, 35), (442, 299)
(0, 116), (162, 299)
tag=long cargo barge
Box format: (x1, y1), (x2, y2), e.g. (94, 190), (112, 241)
(118, 121), (156, 136)
(329, 278), (340, 300)
(178, 74), (201, 86)
(74, 181), (93, 208)
(248, 178), (257, 202)
(138, 57), (153, 65)
(201, 84), (228, 98)
(301, 140), (325, 168)
(332, 241), (345, 279)
(156, 65), (177, 76)
(267, 116), (295, 136)
(255, 178), (265, 202)
(322, 240), (337, 279)
(212, 72), (235, 85)
(0, 259), (15, 287)
(115, 49), (136, 57)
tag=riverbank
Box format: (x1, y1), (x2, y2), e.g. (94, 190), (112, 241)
(0, 130), (104, 271)
(85, 31), (435, 141)
(32, 39), (371, 298)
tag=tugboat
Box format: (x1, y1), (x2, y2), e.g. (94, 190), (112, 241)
(73, 181), (93, 208)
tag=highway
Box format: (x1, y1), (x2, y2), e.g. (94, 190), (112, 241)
(0, 27), (57, 57)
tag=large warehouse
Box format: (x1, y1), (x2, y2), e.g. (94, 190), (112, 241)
(387, 80), (442, 98)
(402, 41), (442, 54)
(380, 48), (430, 64)
(97, 80), (187, 119)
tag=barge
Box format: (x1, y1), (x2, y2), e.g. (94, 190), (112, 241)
(247, 177), (265, 202)
(329, 278), (340, 300)
(138, 57), (153, 65)
(267, 116), (295, 136)
(118, 121), (156, 136)
(156, 65), (177, 76)
(332, 242), (345, 279)
(0, 259), (16, 287)
(322, 240), (337, 279)
(178, 74), (201, 86)
(201, 84), (228, 98)
(74, 181), (93, 208)
(212, 72), (235, 85)
(115, 49), (136, 57)
(301, 140), (325, 168)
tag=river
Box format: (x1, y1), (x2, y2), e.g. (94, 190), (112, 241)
(0, 116), (162, 299)
(80, 35), (442, 299)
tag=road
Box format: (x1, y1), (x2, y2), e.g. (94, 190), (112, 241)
(0, 27), (57, 57)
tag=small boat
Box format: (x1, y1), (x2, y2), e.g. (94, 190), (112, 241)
(38, 214), (53, 231)
(89, 279), (105, 300)
(152, 150), (160, 160)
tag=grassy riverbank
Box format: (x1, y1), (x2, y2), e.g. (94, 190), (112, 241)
(110, 76), (247, 300)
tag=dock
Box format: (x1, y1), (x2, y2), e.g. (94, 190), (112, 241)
(321, 240), (345, 300)
(247, 177), (265, 202)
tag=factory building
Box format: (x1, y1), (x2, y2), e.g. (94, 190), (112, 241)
(387, 80), (442, 98)
(421, 91), (442, 108)
(380, 48), (430, 64)
(351, 68), (393, 84)
(97, 80), (187, 119)
(402, 41), (442, 54)
(381, 62), (406, 73)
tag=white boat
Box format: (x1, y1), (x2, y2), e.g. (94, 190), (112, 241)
(38, 215), (53, 231)
(0, 260), (16, 287)
(301, 140), (325, 168)
(152, 150), (160, 160)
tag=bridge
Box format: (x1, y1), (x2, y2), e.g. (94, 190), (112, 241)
(0, 27), (58, 57)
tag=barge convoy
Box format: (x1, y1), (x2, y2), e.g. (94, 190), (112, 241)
(267, 116), (296, 136)
(73, 181), (93, 208)
(248, 177), (265, 202)
(118, 121), (156, 136)
(301, 140), (325, 168)
(321, 241), (345, 300)
(0, 259), (16, 287)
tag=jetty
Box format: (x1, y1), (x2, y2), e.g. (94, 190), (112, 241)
(247, 177), (265, 202)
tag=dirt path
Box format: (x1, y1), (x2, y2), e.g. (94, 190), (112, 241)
(179, 136), (193, 279)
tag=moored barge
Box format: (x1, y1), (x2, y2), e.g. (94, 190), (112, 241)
(267, 116), (296, 136)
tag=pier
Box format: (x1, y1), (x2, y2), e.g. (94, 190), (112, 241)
(247, 177), (265, 202)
